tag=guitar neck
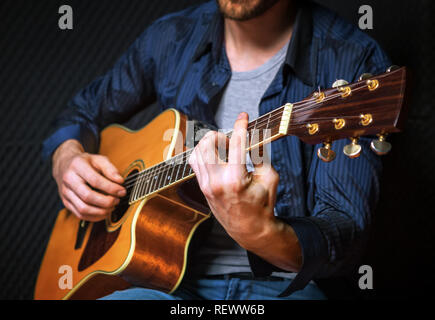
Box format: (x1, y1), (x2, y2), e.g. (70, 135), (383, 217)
(125, 104), (293, 204)
(124, 66), (408, 204)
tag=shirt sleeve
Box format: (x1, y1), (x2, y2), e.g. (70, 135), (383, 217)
(277, 43), (392, 297)
(41, 24), (157, 161)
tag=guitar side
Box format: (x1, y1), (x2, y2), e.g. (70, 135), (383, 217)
(34, 108), (211, 300)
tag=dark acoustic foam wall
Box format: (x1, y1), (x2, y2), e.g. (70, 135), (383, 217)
(0, 0), (434, 299)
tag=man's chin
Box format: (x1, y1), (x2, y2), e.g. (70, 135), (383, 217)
(217, 0), (281, 21)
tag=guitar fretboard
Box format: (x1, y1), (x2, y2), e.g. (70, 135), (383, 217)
(125, 105), (288, 204)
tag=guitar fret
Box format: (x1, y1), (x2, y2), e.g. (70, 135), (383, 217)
(154, 162), (167, 191)
(162, 162), (171, 189)
(175, 161), (182, 181)
(143, 167), (153, 197)
(133, 173), (142, 201)
(249, 118), (258, 148)
(138, 171), (147, 199)
(131, 174), (141, 202)
(156, 163), (166, 193)
(181, 160), (187, 179)
(144, 170), (151, 195)
(260, 113), (271, 143)
(161, 161), (172, 189)
(148, 164), (160, 195)
(167, 160), (176, 186)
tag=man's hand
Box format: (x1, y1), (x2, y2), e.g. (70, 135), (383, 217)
(189, 113), (302, 272)
(52, 139), (127, 222)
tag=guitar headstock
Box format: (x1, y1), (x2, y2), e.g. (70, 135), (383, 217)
(287, 66), (408, 161)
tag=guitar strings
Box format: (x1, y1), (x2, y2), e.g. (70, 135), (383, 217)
(117, 112), (371, 206)
(120, 84), (371, 188)
(121, 107), (367, 190)
(115, 114), (367, 207)
(121, 83), (371, 184)
(120, 113), (363, 193)
(119, 113), (368, 197)
(119, 89), (354, 186)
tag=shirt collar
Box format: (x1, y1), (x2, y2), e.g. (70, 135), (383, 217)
(284, 2), (315, 86)
(192, 9), (225, 65)
(193, 1), (315, 86)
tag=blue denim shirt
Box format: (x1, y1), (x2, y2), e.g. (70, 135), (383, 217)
(42, 1), (391, 296)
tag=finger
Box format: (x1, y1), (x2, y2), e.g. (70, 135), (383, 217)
(74, 159), (126, 197)
(251, 145), (273, 174)
(62, 197), (81, 218)
(254, 164), (279, 187)
(198, 131), (231, 197)
(228, 112), (249, 175)
(63, 191), (107, 222)
(213, 131), (229, 165)
(91, 155), (124, 184)
(188, 148), (204, 185)
(188, 149), (199, 175)
(192, 146), (210, 190)
(64, 171), (121, 209)
(198, 131), (226, 170)
(252, 165), (279, 206)
(64, 187), (113, 221)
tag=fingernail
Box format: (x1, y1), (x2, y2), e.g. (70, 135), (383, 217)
(118, 189), (126, 197)
(237, 112), (247, 120)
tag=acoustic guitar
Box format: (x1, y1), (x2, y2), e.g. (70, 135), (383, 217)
(34, 66), (408, 300)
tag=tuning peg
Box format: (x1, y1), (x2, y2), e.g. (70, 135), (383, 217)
(360, 114), (373, 126)
(359, 73), (373, 81)
(343, 137), (362, 158)
(386, 65), (399, 72)
(370, 134), (392, 155)
(332, 79), (349, 88)
(306, 123), (319, 135)
(317, 142), (336, 162)
(333, 118), (346, 130)
(313, 90), (325, 102)
(366, 79), (379, 91)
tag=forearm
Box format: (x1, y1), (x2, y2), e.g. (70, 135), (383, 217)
(240, 216), (303, 273)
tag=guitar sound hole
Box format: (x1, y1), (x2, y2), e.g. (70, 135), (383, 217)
(111, 169), (138, 223)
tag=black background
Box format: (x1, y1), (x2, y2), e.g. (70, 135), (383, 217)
(0, 0), (434, 299)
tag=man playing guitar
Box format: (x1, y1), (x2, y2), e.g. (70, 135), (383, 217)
(43, 0), (392, 299)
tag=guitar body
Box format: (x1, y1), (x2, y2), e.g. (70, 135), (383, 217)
(34, 109), (211, 300)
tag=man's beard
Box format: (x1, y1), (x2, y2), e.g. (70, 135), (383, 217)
(216, 0), (281, 21)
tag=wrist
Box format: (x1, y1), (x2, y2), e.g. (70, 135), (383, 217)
(53, 139), (84, 159)
(241, 215), (303, 272)
(52, 139), (84, 176)
(238, 213), (279, 251)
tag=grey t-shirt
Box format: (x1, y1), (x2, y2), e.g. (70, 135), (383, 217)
(192, 42), (295, 278)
